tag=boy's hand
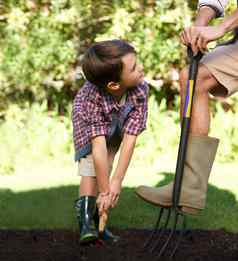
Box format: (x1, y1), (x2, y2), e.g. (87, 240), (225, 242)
(109, 177), (122, 208)
(96, 192), (112, 214)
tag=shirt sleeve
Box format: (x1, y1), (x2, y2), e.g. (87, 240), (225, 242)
(123, 82), (149, 136)
(83, 99), (107, 139)
(198, 0), (229, 17)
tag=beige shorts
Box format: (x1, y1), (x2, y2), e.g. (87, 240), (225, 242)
(78, 154), (96, 177)
(78, 148), (118, 177)
(201, 41), (238, 97)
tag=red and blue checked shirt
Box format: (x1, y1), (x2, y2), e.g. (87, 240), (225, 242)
(72, 81), (149, 161)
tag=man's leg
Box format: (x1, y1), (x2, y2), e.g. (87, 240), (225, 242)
(136, 41), (238, 213)
(179, 64), (223, 135)
(136, 64), (220, 214)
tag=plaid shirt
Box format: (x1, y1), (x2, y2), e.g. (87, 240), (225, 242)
(72, 80), (148, 161)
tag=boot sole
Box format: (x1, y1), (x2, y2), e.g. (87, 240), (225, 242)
(135, 190), (171, 208)
(80, 234), (98, 244)
(135, 190), (201, 215)
(180, 206), (201, 215)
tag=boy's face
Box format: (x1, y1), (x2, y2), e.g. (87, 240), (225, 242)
(120, 53), (144, 89)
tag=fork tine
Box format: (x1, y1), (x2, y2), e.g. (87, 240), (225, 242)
(149, 207), (171, 253)
(143, 207), (164, 250)
(157, 210), (179, 259)
(170, 213), (187, 259)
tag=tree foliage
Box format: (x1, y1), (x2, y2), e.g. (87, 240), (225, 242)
(0, 0), (236, 114)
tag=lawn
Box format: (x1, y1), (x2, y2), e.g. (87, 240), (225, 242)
(0, 156), (237, 232)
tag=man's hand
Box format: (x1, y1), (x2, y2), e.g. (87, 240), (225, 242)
(109, 177), (122, 208)
(180, 6), (238, 54)
(180, 25), (225, 54)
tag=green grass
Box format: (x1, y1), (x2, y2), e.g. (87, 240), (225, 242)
(0, 102), (238, 232)
(0, 160), (237, 232)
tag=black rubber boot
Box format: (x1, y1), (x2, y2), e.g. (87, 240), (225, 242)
(75, 196), (98, 243)
(93, 207), (120, 242)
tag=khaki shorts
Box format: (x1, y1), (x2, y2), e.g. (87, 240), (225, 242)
(201, 41), (238, 97)
(78, 148), (118, 177)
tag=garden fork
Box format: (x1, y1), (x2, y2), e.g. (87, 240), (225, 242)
(142, 46), (203, 259)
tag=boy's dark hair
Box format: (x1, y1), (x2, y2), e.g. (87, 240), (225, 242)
(82, 39), (136, 88)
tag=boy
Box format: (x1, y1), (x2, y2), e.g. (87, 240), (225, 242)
(72, 39), (148, 243)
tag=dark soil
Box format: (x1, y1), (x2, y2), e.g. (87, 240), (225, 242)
(0, 229), (237, 261)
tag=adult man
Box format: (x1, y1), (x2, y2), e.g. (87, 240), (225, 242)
(136, 0), (238, 214)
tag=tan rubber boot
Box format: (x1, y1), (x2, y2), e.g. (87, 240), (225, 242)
(135, 135), (219, 215)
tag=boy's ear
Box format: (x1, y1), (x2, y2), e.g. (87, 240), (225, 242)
(106, 82), (120, 91)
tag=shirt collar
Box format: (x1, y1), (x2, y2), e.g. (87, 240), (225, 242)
(127, 83), (146, 107)
(99, 83), (146, 114)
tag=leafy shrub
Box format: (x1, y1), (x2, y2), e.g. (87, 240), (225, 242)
(1, 96), (238, 175)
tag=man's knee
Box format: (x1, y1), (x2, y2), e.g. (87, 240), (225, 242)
(180, 64), (215, 95)
(196, 65), (217, 94)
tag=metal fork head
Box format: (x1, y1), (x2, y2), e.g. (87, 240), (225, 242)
(142, 206), (187, 259)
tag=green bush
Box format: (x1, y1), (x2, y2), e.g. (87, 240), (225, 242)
(210, 97), (238, 162)
(0, 0), (194, 112)
(0, 0), (236, 113)
(0, 102), (73, 175)
(1, 1), (238, 175)
(1, 97), (238, 176)
(0, 0), (78, 110)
